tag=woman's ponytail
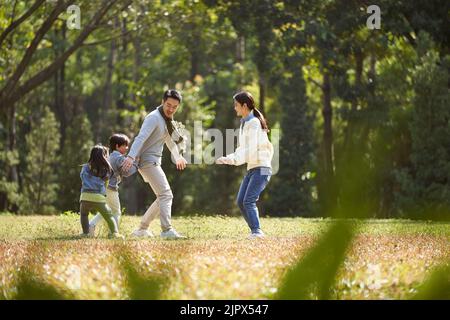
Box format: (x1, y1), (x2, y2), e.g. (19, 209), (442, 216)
(253, 107), (269, 131)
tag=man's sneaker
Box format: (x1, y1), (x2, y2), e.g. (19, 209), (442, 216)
(248, 232), (265, 240)
(109, 232), (125, 240)
(131, 229), (154, 238)
(160, 229), (186, 240)
(88, 224), (96, 237)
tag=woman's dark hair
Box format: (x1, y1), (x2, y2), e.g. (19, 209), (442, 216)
(233, 91), (269, 130)
(163, 89), (182, 103)
(109, 133), (130, 151)
(88, 145), (112, 179)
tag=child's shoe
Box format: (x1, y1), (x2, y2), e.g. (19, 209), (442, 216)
(88, 224), (96, 237)
(109, 232), (125, 240)
(79, 233), (93, 239)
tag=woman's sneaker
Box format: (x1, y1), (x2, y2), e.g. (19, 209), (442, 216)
(131, 229), (154, 238)
(160, 229), (186, 239)
(248, 232), (265, 240)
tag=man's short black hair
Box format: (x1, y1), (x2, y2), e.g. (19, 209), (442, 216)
(163, 89), (182, 103)
(109, 133), (130, 151)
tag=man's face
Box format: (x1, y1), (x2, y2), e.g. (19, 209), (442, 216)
(162, 97), (180, 118)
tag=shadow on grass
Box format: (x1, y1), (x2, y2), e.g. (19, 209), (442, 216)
(412, 264), (450, 300)
(14, 271), (76, 300)
(7, 244), (75, 300)
(275, 144), (450, 300)
(114, 244), (165, 300)
(31, 235), (92, 241)
(4, 242), (173, 300)
(276, 220), (355, 299)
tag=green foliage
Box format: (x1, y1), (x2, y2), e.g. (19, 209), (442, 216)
(0, 0), (449, 220)
(20, 107), (60, 214)
(57, 113), (94, 212)
(191, 69), (243, 215)
(0, 148), (21, 210)
(394, 33), (450, 219)
(266, 54), (315, 216)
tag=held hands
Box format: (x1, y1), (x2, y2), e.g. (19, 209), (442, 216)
(176, 157), (187, 170)
(122, 156), (134, 171)
(215, 156), (232, 165)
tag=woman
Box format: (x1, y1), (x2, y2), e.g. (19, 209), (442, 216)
(216, 91), (274, 239)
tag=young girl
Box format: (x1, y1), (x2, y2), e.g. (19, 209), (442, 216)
(216, 91), (274, 239)
(88, 134), (137, 236)
(79, 145), (124, 239)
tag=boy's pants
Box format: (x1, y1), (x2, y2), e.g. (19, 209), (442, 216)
(138, 163), (173, 232)
(90, 188), (121, 227)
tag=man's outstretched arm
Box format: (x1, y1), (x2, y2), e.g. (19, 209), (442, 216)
(165, 135), (187, 170)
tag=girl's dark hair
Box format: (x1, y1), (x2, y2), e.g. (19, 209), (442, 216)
(109, 133), (130, 151)
(233, 91), (269, 131)
(163, 89), (182, 103)
(88, 145), (112, 179)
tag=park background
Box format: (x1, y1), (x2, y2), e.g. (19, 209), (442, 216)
(0, 0), (449, 220)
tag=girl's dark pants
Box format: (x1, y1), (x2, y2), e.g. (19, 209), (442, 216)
(80, 201), (118, 234)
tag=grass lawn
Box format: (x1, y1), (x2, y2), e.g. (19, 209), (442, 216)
(0, 214), (448, 299)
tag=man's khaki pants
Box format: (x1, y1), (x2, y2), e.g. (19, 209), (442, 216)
(138, 163), (173, 232)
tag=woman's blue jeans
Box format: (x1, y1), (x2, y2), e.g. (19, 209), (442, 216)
(236, 167), (271, 234)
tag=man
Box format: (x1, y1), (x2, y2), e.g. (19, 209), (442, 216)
(122, 89), (188, 239)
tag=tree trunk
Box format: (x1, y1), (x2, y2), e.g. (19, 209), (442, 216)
(36, 139), (48, 213)
(128, 12), (141, 108)
(235, 35), (245, 88)
(321, 72), (336, 214)
(189, 31), (201, 82)
(258, 73), (266, 112)
(368, 54), (376, 96)
(236, 35), (245, 63)
(129, 34), (140, 104)
(7, 104), (19, 212)
(54, 24), (67, 147)
(190, 49), (199, 82)
(121, 17), (141, 215)
(343, 50), (364, 151)
(97, 17), (118, 140)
